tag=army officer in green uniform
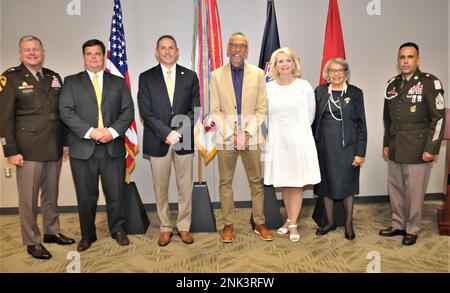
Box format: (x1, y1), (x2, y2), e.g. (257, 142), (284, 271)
(0, 35), (75, 259)
(380, 42), (445, 246)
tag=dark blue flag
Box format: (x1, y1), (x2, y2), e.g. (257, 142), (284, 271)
(258, 0), (280, 82)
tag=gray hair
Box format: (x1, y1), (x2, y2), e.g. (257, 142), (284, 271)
(322, 57), (350, 82)
(19, 35), (43, 49)
(228, 32), (249, 46)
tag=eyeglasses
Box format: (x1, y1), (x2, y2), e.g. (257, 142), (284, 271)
(328, 68), (346, 74)
(230, 43), (247, 50)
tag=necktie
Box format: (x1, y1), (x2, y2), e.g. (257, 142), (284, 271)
(401, 78), (407, 89)
(166, 69), (174, 106)
(36, 72), (44, 86)
(93, 74), (104, 128)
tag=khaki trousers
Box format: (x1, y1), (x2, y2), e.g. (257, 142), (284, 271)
(16, 160), (62, 245)
(150, 147), (193, 232)
(387, 160), (432, 235)
(217, 146), (265, 226)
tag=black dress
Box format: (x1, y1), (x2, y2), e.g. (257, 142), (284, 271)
(314, 90), (360, 199)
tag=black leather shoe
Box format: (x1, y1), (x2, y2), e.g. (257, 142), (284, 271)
(316, 224), (337, 236)
(344, 230), (356, 240)
(379, 227), (406, 237)
(402, 234), (417, 246)
(43, 233), (76, 245)
(77, 238), (96, 252)
(27, 244), (52, 260)
(112, 230), (130, 246)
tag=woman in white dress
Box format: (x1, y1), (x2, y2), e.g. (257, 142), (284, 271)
(263, 47), (321, 242)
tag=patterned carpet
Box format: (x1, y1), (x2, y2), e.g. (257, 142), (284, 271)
(0, 201), (448, 273)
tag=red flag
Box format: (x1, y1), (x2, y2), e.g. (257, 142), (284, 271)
(106, 0), (139, 179)
(319, 0), (346, 85)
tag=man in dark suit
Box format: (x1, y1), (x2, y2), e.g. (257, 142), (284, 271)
(59, 39), (134, 252)
(380, 42), (445, 246)
(138, 35), (199, 246)
(0, 35), (75, 260)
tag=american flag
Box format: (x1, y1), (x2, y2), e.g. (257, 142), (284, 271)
(106, 0), (138, 179)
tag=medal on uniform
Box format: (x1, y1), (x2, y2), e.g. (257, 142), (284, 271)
(410, 105), (417, 113)
(18, 81), (34, 89)
(412, 95), (416, 103)
(417, 95), (422, 102)
(344, 97), (351, 104)
(51, 76), (61, 88)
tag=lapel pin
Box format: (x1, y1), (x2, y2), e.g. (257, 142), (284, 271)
(181, 71), (185, 75)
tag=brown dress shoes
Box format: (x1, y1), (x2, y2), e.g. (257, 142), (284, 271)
(221, 225), (234, 243)
(158, 232), (173, 247)
(254, 224), (274, 241)
(77, 237), (97, 252)
(27, 244), (52, 260)
(178, 231), (194, 244)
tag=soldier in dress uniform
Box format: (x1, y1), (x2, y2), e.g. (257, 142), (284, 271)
(0, 35), (75, 259)
(379, 42), (445, 246)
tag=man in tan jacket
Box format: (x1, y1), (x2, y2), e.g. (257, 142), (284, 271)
(210, 32), (273, 243)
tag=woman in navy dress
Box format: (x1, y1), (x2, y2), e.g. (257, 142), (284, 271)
(313, 58), (367, 240)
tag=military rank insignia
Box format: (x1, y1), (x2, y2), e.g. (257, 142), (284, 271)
(436, 93), (445, 110)
(0, 75), (6, 93)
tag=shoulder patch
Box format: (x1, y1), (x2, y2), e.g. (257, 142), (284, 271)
(6, 67), (17, 73)
(0, 75), (6, 93)
(436, 93), (445, 110)
(434, 80), (442, 90)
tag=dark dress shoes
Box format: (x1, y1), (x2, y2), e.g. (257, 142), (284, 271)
(379, 227), (406, 237)
(344, 229), (356, 240)
(77, 238), (96, 252)
(315, 224), (337, 236)
(402, 234), (417, 246)
(112, 230), (130, 246)
(27, 244), (52, 260)
(43, 233), (76, 245)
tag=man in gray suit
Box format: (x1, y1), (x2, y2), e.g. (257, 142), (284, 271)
(0, 35), (75, 260)
(60, 39), (134, 252)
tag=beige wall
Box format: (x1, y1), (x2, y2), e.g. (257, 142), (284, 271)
(0, 0), (448, 208)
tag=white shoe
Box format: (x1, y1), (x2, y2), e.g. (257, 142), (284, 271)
(276, 219), (291, 235)
(288, 224), (300, 242)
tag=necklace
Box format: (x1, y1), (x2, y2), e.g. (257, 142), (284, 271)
(327, 84), (346, 121)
